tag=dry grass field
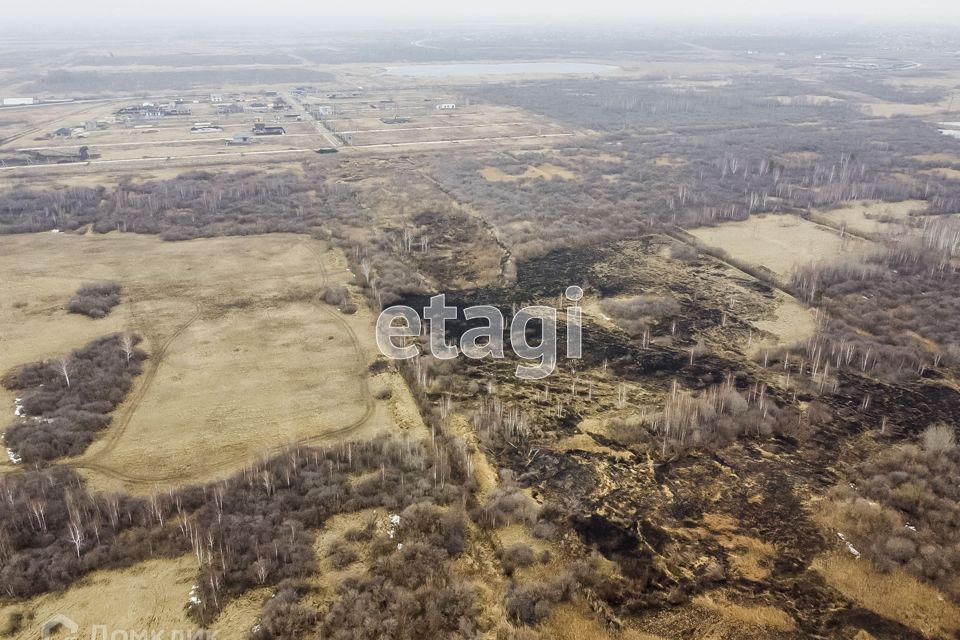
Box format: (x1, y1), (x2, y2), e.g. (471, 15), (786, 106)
(811, 552), (960, 639)
(689, 214), (870, 278)
(0, 231), (423, 492)
(0, 554), (267, 639)
(750, 290), (817, 351)
(479, 163), (577, 182)
(812, 199), (929, 235)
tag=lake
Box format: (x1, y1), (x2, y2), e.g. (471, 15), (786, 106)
(384, 62), (620, 77)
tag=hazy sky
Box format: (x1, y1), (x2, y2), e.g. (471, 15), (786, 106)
(2, 0), (959, 29)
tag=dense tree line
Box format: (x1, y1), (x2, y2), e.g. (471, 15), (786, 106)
(0, 169), (363, 239)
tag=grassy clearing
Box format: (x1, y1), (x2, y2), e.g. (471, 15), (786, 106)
(693, 593), (797, 632)
(545, 599), (667, 640)
(751, 290), (817, 351)
(0, 232), (421, 490)
(479, 163), (576, 182)
(811, 552), (960, 638)
(812, 199), (928, 235)
(702, 514), (777, 582)
(0, 555), (265, 640)
(689, 214), (869, 279)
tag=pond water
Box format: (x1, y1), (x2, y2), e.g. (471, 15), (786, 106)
(384, 62), (620, 77)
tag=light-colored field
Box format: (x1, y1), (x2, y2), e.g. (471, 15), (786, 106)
(0, 555), (264, 640)
(693, 593), (797, 633)
(689, 214), (869, 278)
(923, 167), (960, 181)
(751, 290), (817, 350)
(0, 232), (422, 491)
(774, 94), (843, 106)
(480, 163), (576, 182)
(911, 153), (960, 164)
(811, 552), (960, 639)
(813, 199), (928, 235)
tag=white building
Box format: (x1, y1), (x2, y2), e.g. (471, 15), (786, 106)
(435, 103), (457, 110)
(2, 97), (35, 106)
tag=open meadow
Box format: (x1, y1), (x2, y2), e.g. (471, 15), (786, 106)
(689, 214), (871, 279)
(0, 231), (423, 492)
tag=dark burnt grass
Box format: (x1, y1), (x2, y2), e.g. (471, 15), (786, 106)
(438, 248), (952, 638)
(512, 420), (931, 638)
(399, 232), (952, 637)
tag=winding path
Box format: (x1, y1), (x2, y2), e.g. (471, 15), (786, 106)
(72, 240), (376, 487)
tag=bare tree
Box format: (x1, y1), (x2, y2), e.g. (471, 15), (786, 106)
(65, 498), (86, 558)
(55, 356), (71, 388)
(120, 333), (135, 364)
(360, 258), (373, 284)
(923, 423), (956, 455)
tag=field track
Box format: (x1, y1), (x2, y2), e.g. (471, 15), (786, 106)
(72, 240), (376, 487)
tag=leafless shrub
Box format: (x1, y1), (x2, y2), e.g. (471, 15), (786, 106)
(2, 611), (25, 636)
(319, 286), (357, 313)
(477, 475), (540, 529)
(922, 423), (956, 456)
(250, 583), (318, 640)
(600, 295), (681, 336)
(68, 282), (121, 318)
(498, 543), (536, 576)
(827, 441), (960, 587)
(505, 572), (577, 626)
(326, 539), (359, 569)
(669, 242), (699, 261)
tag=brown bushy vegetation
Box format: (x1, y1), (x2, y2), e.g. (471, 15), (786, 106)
(0, 170), (362, 239)
(250, 582), (318, 640)
(823, 425), (960, 593)
(606, 377), (811, 455)
(2, 333), (145, 462)
(600, 295), (681, 337)
(505, 562), (596, 626)
(476, 474), (540, 529)
(788, 221), (960, 379)
(321, 501), (478, 640)
(319, 285), (358, 314)
(498, 543), (537, 576)
(0, 435), (472, 632)
(68, 282), (121, 318)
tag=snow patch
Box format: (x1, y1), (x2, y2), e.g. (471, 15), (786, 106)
(188, 584), (202, 606)
(837, 532), (860, 558)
